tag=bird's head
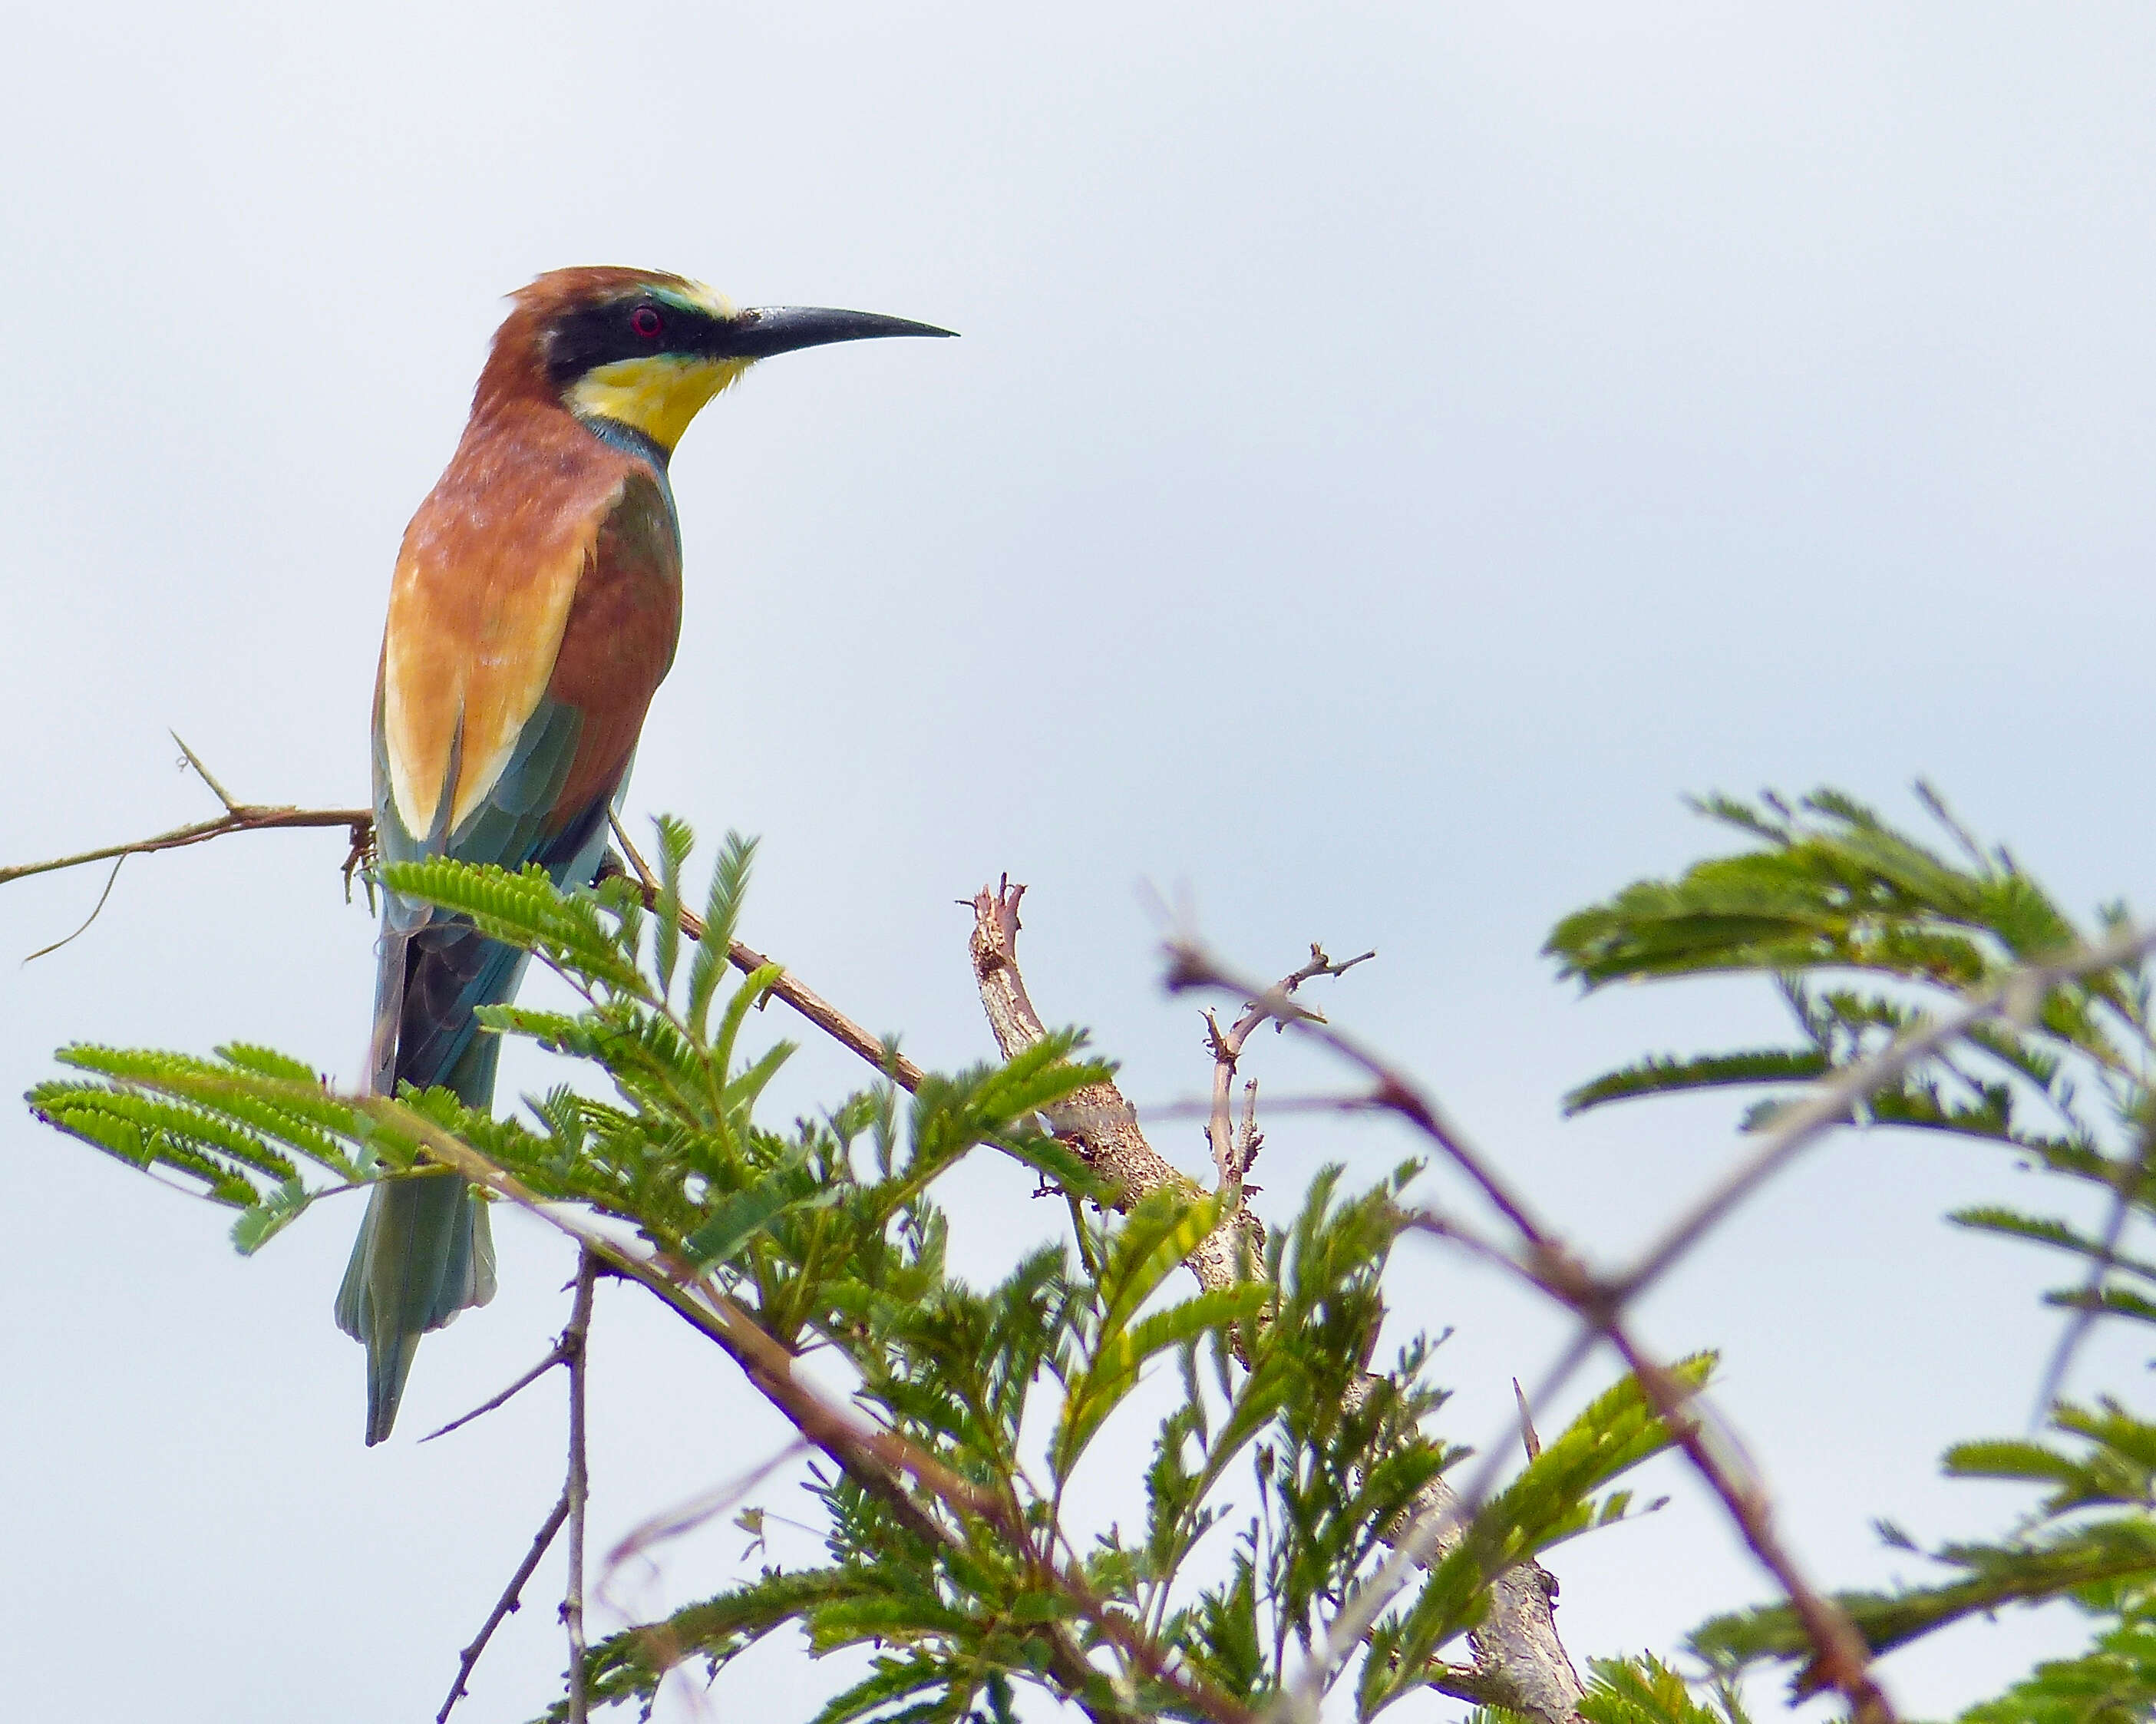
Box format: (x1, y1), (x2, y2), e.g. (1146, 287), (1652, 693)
(476, 266), (953, 454)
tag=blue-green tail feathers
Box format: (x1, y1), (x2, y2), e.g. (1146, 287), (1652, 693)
(338, 918), (526, 1444)
(335, 1171), (497, 1444)
(341, 757), (621, 1443)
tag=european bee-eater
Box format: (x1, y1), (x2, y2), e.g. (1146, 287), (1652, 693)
(335, 266), (951, 1443)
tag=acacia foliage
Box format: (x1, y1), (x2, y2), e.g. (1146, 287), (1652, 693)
(28, 820), (1694, 1723)
(1547, 787), (2156, 1724)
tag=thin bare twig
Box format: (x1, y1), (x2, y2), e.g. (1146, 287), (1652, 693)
(592, 1440), (817, 1710)
(1, 786), (925, 1093)
(0, 804), (373, 891)
(434, 1252), (599, 1724)
(436, 1494), (572, 1724)
(1600, 1326), (1886, 1718)
(22, 855), (126, 963)
(563, 1250), (597, 1724)
(1167, 938), (1551, 1248)
(1200, 943), (1372, 1197)
(421, 1339), (571, 1442)
(2, 738), (369, 903)
(602, 1440), (812, 1590)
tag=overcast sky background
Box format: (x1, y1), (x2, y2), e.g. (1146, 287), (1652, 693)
(5, 4), (2156, 1719)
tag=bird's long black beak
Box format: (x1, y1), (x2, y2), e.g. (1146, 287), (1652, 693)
(715, 305), (956, 359)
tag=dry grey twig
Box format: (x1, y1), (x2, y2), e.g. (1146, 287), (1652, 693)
(434, 1252), (599, 1724)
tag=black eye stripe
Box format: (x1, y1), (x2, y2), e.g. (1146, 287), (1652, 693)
(546, 296), (718, 386)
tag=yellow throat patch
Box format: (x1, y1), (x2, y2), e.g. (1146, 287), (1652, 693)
(566, 352), (750, 452)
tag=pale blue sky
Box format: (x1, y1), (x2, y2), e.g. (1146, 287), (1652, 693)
(5, 5), (2155, 1719)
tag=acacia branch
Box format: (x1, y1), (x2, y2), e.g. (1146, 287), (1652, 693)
(0, 804), (375, 891)
(970, 876), (1265, 1292)
(603, 821), (927, 1092)
(2, 793), (925, 1093)
(967, 882), (1583, 1724)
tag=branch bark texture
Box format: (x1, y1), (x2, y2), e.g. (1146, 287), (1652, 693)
(970, 878), (1263, 1290)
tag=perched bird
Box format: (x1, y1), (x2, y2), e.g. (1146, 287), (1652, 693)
(335, 267), (951, 1443)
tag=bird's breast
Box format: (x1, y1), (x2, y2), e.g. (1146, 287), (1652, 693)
(537, 469), (685, 826)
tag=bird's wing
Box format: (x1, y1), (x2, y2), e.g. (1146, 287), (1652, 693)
(377, 421), (629, 866)
(366, 438), (685, 1098)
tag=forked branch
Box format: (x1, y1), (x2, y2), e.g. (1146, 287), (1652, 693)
(434, 1252), (599, 1724)
(1203, 941), (1373, 1196)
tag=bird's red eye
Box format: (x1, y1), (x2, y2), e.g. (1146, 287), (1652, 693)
(630, 305), (664, 339)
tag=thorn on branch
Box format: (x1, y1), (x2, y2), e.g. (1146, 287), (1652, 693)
(170, 730), (239, 813)
(1513, 1378), (1543, 1461)
(1202, 1009), (1231, 1063)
